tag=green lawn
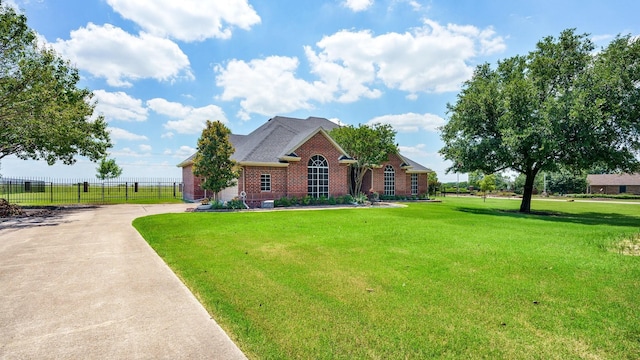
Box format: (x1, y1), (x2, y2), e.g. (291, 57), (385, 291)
(133, 197), (640, 359)
(2, 182), (183, 205)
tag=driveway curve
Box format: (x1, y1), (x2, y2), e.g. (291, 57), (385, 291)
(0, 204), (246, 360)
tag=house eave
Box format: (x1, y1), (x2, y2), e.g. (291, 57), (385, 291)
(406, 170), (431, 174)
(279, 156), (301, 162)
(238, 161), (290, 168)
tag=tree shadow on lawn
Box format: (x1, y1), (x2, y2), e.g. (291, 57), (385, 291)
(455, 207), (640, 228)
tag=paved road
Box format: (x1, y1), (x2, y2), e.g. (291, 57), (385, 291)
(0, 204), (247, 360)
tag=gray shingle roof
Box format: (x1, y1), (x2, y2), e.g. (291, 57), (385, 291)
(586, 173), (640, 186)
(400, 154), (432, 173)
(177, 116), (342, 166)
(177, 116), (432, 173)
(231, 116), (341, 163)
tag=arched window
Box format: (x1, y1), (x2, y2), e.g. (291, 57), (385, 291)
(384, 165), (395, 196)
(308, 155), (329, 198)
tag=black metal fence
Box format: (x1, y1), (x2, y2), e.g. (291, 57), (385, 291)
(0, 177), (183, 205)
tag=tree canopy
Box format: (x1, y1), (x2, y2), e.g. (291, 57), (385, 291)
(96, 157), (122, 180)
(0, 4), (110, 165)
(440, 29), (640, 213)
(193, 120), (239, 199)
(330, 123), (398, 195)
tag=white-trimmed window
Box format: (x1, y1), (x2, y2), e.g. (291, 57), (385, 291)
(411, 173), (418, 195)
(384, 165), (395, 196)
(260, 174), (271, 192)
(308, 155), (329, 198)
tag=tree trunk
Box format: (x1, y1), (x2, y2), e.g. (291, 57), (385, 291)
(519, 170), (537, 213)
(350, 165), (369, 196)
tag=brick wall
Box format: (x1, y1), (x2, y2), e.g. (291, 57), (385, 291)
(182, 164), (205, 201)
(369, 153), (410, 196)
(241, 166), (288, 206)
(287, 131), (349, 198)
(590, 185), (640, 195)
(183, 132), (355, 206)
(357, 159), (429, 196)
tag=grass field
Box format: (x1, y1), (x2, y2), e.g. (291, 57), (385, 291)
(1, 181), (183, 205)
(133, 197), (640, 359)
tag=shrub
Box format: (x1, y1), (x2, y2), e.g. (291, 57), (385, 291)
(340, 194), (355, 204)
(354, 193), (368, 205)
(301, 195), (312, 206)
(275, 196), (291, 207)
(567, 193), (640, 200)
(211, 200), (225, 209)
(226, 198), (246, 209)
(328, 196), (337, 205)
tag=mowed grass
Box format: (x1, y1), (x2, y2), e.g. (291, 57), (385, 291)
(2, 184), (183, 205)
(133, 197), (640, 359)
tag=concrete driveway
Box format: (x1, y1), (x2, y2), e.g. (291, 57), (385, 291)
(0, 204), (247, 360)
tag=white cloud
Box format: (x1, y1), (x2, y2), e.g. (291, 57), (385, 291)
(93, 90), (148, 121)
(328, 118), (347, 126)
(147, 98), (228, 134)
(399, 144), (430, 158)
(52, 23), (193, 87)
(215, 56), (332, 119)
(367, 112), (445, 133)
(112, 147), (150, 157)
(106, 0), (261, 41)
(175, 145), (196, 158)
(214, 19), (505, 118)
(108, 127), (149, 141)
(161, 132), (175, 139)
(306, 19), (505, 96)
(343, 0), (373, 12)
(139, 144), (152, 152)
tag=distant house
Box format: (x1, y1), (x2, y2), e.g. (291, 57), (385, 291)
(178, 116), (432, 207)
(586, 173), (640, 195)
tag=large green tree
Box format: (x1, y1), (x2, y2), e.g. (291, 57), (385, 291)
(0, 4), (110, 166)
(193, 120), (239, 200)
(330, 123), (398, 195)
(440, 29), (640, 213)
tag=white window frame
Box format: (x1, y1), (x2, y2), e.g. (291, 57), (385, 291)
(384, 165), (395, 196)
(260, 173), (271, 192)
(308, 155), (329, 198)
(411, 173), (418, 195)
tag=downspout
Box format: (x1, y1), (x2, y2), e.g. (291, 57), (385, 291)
(242, 167), (246, 196)
(241, 167), (249, 209)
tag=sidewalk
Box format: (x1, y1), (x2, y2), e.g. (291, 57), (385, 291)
(0, 204), (247, 359)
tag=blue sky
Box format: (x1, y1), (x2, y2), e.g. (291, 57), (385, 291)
(2, 0), (639, 182)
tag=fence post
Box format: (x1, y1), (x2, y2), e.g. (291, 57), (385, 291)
(125, 182), (128, 202)
(173, 182), (176, 198)
(102, 182), (105, 202)
(158, 182), (161, 199)
(77, 182), (81, 203)
(7, 181), (11, 203)
(50, 181), (53, 203)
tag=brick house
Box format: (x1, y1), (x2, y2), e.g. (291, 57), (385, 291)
(586, 173), (640, 195)
(178, 116), (432, 207)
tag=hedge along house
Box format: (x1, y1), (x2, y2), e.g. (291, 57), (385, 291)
(586, 173), (640, 195)
(178, 116), (432, 207)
